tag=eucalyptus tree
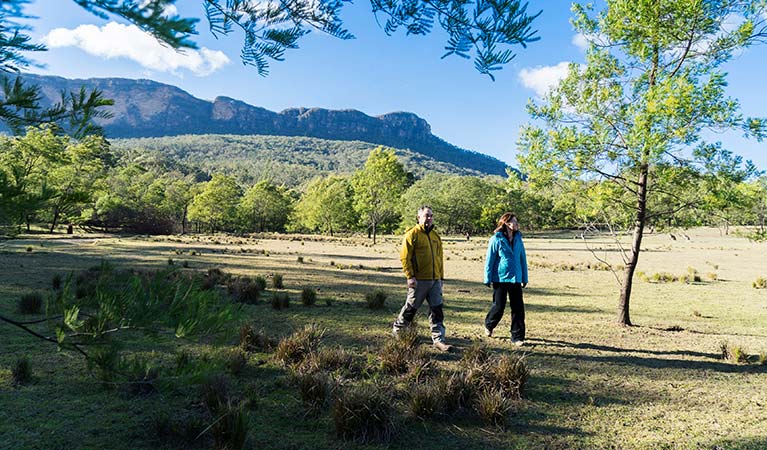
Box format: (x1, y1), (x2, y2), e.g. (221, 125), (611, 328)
(518, 0), (766, 325)
(238, 180), (293, 232)
(188, 174), (242, 232)
(352, 147), (408, 244)
(293, 175), (355, 236)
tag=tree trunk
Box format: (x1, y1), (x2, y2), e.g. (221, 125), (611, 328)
(618, 163), (649, 326)
(372, 221), (377, 245)
(49, 207), (60, 233)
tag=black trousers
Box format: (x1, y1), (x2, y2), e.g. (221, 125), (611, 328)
(484, 282), (525, 341)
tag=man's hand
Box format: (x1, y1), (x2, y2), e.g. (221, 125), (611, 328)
(407, 277), (417, 289)
(522, 283), (527, 288)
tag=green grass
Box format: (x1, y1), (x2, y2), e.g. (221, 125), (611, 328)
(1, 228), (767, 449)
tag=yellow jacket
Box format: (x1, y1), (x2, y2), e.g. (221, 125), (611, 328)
(400, 224), (444, 280)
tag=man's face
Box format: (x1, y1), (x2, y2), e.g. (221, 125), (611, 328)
(418, 208), (434, 227)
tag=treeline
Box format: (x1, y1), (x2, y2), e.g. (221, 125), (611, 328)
(2, 125), (766, 238)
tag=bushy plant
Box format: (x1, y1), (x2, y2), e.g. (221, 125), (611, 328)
(302, 346), (356, 374)
(474, 389), (513, 428)
(18, 292), (43, 314)
(379, 327), (422, 375)
(301, 287), (317, 306)
(719, 341), (749, 363)
(460, 341), (491, 368)
(239, 323), (273, 353)
(271, 292), (290, 310)
(228, 277), (261, 304)
(293, 370), (331, 411)
(365, 289), (387, 309)
(332, 384), (396, 443)
(272, 273), (284, 289)
(488, 353), (529, 400)
(274, 325), (325, 366)
(12, 357), (33, 385)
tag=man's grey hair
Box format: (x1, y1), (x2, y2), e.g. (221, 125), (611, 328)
(417, 205), (432, 215)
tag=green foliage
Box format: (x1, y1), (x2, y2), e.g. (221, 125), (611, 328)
(331, 384), (396, 443)
(352, 147), (408, 243)
(188, 174), (243, 232)
(238, 180), (292, 232)
(292, 175), (355, 235)
(518, 0), (767, 324)
(17, 292), (42, 314)
(365, 289), (387, 309)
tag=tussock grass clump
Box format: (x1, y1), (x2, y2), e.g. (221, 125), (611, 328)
(297, 256), (304, 263)
(271, 292), (290, 310)
(720, 341), (749, 364)
(460, 341), (491, 368)
(302, 346), (356, 374)
(51, 274), (63, 290)
(680, 267), (702, 284)
(202, 267), (230, 290)
(151, 410), (207, 447)
(272, 273), (284, 289)
(12, 357), (33, 385)
(293, 370), (331, 411)
(469, 353), (529, 400)
(332, 384), (396, 443)
(301, 287), (317, 306)
(380, 327), (424, 375)
(439, 373), (476, 413)
(253, 276), (267, 291)
(753, 277), (767, 289)
(650, 272), (678, 283)
(705, 272), (718, 281)
(210, 401), (249, 450)
(18, 292), (43, 314)
(275, 325), (325, 366)
(365, 289), (387, 309)
(239, 323), (273, 353)
(227, 277), (261, 304)
(123, 357), (160, 396)
(200, 374), (232, 414)
(474, 389), (513, 428)
(408, 383), (442, 418)
(225, 347), (248, 376)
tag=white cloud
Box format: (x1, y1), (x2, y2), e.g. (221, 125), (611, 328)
(518, 62), (572, 97)
(43, 22), (230, 76)
(138, 0), (178, 17)
(572, 33), (589, 51)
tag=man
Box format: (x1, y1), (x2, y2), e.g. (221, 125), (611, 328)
(392, 205), (452, 351)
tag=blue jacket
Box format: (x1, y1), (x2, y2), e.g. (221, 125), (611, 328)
(484, 231), (528, 284)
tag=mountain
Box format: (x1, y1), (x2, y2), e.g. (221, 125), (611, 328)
(18, 74), (510, 176)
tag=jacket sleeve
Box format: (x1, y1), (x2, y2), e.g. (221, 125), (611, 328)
(519, 236), (528, 284)
(437, 235), (445, 280)
(400, 231), (415, 279)
(484, 238), (497, 285)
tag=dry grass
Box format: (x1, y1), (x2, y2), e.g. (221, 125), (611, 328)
(1, 228), (766, 449)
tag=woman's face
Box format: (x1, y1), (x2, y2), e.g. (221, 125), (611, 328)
(506, 217), (519, 232)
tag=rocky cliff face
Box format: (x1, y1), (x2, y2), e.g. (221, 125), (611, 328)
(15, 73), (508, 176)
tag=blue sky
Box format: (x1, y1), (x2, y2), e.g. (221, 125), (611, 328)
(21, 0), (767, 170)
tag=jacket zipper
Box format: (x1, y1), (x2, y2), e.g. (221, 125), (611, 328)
(427, 230), (435, 279)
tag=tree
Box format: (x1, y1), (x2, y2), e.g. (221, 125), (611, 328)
(188, 174), (242, 232)
(293, 175), (355, 236)
(0, 0), (541, 79)
(238, 180), (293, 232)
(352, 148), (408, 244)
(518, 0), (766, 326)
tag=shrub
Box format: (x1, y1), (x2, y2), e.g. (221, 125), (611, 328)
(365, 289), (387, 309)
(18, 292), (43, 314)
(332, 385), (396, 443)
(228, 277), (261, 304)
(271, 292), (290, 310)
(239, 323), (273, 353)
(753, 277), (767, 289)
(12, 357), (33, 385)
(52, 274), (63, 290)
(274, 325), (325, 366)
(272, 273), (284, 289)
(474, 389), (513, 428)
(301, 288), (317, 306)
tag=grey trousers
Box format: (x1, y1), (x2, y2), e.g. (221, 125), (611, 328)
(392, 280), (446, 343)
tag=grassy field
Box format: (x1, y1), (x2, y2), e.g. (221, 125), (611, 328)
(1, 228), (766, 449)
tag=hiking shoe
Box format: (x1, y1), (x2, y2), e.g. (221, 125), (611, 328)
(433, 341), (453, 352)
(484, 327), (493, 337)
(511, 340), (525, 347)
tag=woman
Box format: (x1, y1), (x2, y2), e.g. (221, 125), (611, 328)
(483, 213), (528, 345)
